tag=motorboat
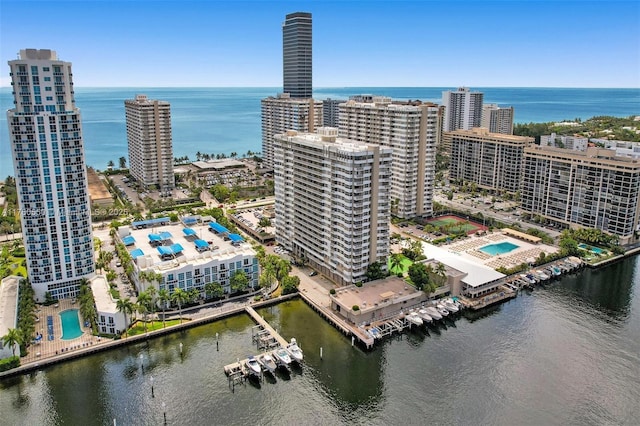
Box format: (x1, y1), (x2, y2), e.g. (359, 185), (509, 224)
(273, 347), (292, 368)
(406, 311), (423, 326)
(417, 309), (433, 323)
(536, 270), (550, 281)
(424, 306), (442, 321)
(258, 353), (278, 375)
(443, 300), (459, 313)
(436, 304), (449, 317)
(245, 356), (262, 376)
(286, 338), (304, 363)
(450, 298), (463, 310)
(520, 274), (535, 285)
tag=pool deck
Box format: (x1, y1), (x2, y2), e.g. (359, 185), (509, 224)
(24, 299), (103, 365)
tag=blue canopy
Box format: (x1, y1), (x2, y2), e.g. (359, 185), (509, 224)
(183, 228), (196, 236)
(148, 233), (162, 242)
(149, 231), (172, 242)
(194, 239), (209, 248)
(130, 248), (144, 258)
(170, 243), (184, 254)
(157, 243), (184, 256)
(228, 233), (244, 243)
(159, 231), (172, 240)
(122, 235), (135, 246)
(182, 216), (198, 225)
(208, 222), (229, 234)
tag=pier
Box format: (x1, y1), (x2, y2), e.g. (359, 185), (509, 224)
(244, 306), (288, 347)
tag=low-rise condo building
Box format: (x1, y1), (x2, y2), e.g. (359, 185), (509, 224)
(446, 127), (534, 193)
(521, 146), (640, 244)
(117, 217), (258, 296)
(540, 133), (588, 151)
(273, 128), (392, 285)
(90, 275), (126, 335)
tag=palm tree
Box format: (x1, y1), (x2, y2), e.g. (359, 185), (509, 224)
(2, 328), (21, 357)
(137, 291), (152, 333)
(172, 288), (187, 324)
(116, 298), (134, 337)
(389, 253), (404, 275)
(158, 289), (170, 328)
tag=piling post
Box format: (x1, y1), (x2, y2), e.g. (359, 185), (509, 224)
(320, 347), (323, 359)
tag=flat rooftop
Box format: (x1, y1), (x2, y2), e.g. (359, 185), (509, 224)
(121, 220), (254, 270)
(332, 276), (421, 312)
(192, 159), (245, 170)
(91, 275), (117, 313)
(0, 276), (19, 338)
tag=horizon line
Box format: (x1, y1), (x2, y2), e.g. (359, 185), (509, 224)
(1, 85), (639, 90)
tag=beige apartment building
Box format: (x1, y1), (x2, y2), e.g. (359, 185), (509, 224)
(273, 128), (392, 285)
(521, 145), (640, 244)
(339, 97), (442, 219)
(446, 127), (534, 193)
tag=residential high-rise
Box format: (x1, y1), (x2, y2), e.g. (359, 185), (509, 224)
(339, 97), (442, 219)
(481, 104), (514, 135)
(261, 93), (322, 170)
(521, 146), (640, 245)
(124, 94), (174, 191)
(442, 87), (484, 132)
(322, 98), (341, 127)
(445, 127), (534, 193)
(273, 128), (392, 285)
(283, 12), (312, 99)
(7, 49), (95, 300)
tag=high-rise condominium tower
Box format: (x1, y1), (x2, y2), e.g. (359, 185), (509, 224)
(339, 97), (442, 219)
(7, 49), (95, 300)
(124, 94), (174, 192)
(481, 104), (514, 135)
(283, 12), (312, 99)
(273, 128), (392, 285)
(442, 87), (484, 132)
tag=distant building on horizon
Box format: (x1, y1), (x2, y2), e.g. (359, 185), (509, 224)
(124, 94), (175, 192)
(442, 87), (484, 132)
(6, 49), (95, 300)
(540, 133), (588, 151)
(283, 12), (312, 99)
(521, 145), (640, 245)
(339, 96), (442, 219)
(273, 128), (392, 285)
(446, 127), (534, 193)
(481, 104), (514, 135)
(322, 98), (341, 127)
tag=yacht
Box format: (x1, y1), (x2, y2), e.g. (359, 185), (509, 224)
(286, 338), (304, 363)
(443, 300), (459, 313)
(536, 270), (550, 281)
(273, 347), (292, 368)
(417, 309), (433, 323)
(436, 304), (449, 317)
(258, 353), (278, 375)
(424, 306), (442, 321)
(406, 311), (423, 326)
(245, 356), (262, 376)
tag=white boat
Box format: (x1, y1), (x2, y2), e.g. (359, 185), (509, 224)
(406, 311), (423, 326)
(417, 309), (433, 323)
(424, 306), (442, 321)
(443, 301), (459, 313)
(273, 347), (292, 368)
(258, 353), (278, 374)
(536, 270), (550, 281)
(436, 304), (449, 316)
(286, 338), (304, 363)
(245, 356), (262, 375)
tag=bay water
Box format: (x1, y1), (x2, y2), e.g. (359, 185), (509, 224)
(1, 256), (638, 425)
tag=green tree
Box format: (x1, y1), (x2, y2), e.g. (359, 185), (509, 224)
(172, 288), (187, 324)
(389, 253), (405, 275)
(204, 282), (224, 300)
(230, 270), (249, 293)
(136, 291), (152, 333)
(158, 288), (170, 328)
(107, 160), (115, 169)
(365, 261), (387, 281)
(119, 156), (127, 169)
(258, 217), (271, 228)
(280, 275), (300, 295)
(2, 328), (21, 357)
(116, 298), (134, 337)
(408, 263), (436, 292)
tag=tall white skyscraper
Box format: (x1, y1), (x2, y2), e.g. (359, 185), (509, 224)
(481, 104), (514, 135)
(442, 87), (484, 132)
(273, 128), (392, 285)
(339, 97), (442, 219)
(124, 94), (175, 191)
(7, 49), (95, 300)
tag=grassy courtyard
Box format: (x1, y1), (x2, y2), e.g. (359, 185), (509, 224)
(388, 255), (413, 274)
(127, 319), (183, 336)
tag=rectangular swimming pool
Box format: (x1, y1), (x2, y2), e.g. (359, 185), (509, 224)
(479, 242), (519, 256)
(60, 309), (83, 340)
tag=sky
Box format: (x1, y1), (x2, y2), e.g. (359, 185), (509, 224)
(0, 0), (639, 88)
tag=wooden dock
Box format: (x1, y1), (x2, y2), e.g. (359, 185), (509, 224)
(245, 306), (288, 347)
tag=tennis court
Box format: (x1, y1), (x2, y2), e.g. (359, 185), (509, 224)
(425, 215), (486, 235)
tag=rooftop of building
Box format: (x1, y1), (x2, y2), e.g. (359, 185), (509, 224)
(276, 128), (392, 153)
(525, 145), (640, 165)
(86, 168), (112, 204)
(446, 127), (534, 143)
(90, 275), (118, 313)
(118, 217), (255, 271)
(191, 159), (245, 170)
(331, 276), (423, 313)
(0, 276), (20, 339)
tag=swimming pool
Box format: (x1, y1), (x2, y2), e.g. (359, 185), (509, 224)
(479, 242), (519, 256)
(60, 309), (83, 340)
(578, 243), (605, 254)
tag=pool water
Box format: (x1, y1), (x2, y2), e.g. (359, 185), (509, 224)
(578, 243), (605, 254)
(479, 241), (519, 256)
(60, 309), (83, 340)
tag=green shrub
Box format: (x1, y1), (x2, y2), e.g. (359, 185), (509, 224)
(0, 356), (20, 372)
(355, 282), (363, 288)
(329, 289), (336, 295)
(352, 305), (360, 311)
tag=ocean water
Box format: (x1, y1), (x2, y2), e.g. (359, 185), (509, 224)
(0, 87), (638, 178)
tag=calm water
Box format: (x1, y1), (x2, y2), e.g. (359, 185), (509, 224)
(1, 87), (639, 177)
(2, 256), (639, 425)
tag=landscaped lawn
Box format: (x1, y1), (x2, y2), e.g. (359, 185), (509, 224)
(127, 319), (182, 336)
(388, 255), (413, 274)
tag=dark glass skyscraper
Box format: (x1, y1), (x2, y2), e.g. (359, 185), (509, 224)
(283, 12), (312, 98)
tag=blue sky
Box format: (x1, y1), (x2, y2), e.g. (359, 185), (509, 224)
(1, 0), (639, 88)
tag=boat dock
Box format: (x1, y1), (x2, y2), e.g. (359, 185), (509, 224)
(244, 306), (287, 347)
